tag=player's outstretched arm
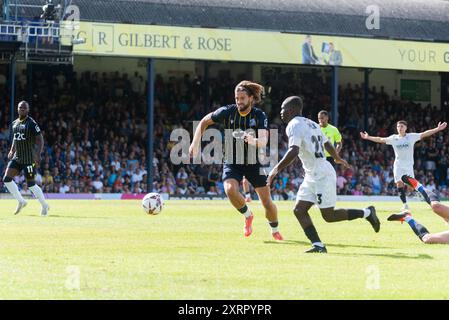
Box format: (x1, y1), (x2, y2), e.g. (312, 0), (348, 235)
(420, 122), (447, 139)
(189, 113), (215, 158)
(267, 145), (299, 187)
(360, 131), (387, 144)
(324, 141), (350, 168)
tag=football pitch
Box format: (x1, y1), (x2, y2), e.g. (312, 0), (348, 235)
(1, 199), (449, 300)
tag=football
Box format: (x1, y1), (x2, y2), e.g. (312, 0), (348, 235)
(142, 193), (164, 215)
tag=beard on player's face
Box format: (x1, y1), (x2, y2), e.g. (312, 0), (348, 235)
(235, 90), (254, 113)
(238, 102), (251, 112)
(236, 97), (252, 113)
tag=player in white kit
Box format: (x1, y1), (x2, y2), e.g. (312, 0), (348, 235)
(360, 120), (447, 210)
(267, 96), (380, 253)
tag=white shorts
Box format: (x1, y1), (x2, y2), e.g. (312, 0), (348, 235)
(296, 171), (337, 209)
(393, 166), (414, 183)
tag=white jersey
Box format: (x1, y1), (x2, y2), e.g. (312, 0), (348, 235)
(286, 116), (332, 181)
(385, 133), (421, 168)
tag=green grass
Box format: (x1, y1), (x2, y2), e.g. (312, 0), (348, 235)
(1, 199), (449, 299)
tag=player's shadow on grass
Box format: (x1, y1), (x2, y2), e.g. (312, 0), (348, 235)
(264, 240), (433, 260)
(21, 214), (109, 219)
(50, 215), (110, 219)
(264, 239), (393, 249)
(332, 252), (433, 260)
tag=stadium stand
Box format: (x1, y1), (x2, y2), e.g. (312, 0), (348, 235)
(1, 66), (448, 199)
(1, 0), (449, 199)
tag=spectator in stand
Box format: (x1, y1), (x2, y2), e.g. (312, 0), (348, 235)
(206, 168), (220, 192)
(352, 184), (363, 195)
(59, 180), (70, 194)
(426, 179), (437, 194)
(207, 185), (218, 195)
(371, 171), (382, 195)
(176, 182), (188, 195)
(336, 170), (348, 194)
(92, 175), (104, 193)
(187, 174), (199, 194)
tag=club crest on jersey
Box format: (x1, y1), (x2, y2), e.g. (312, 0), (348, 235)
(249, 119), (256, 127)
(19, 124), (26, 129)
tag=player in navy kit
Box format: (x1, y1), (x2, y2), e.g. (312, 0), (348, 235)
(3, 101), (49, 216)
(189, 81), (283, 240)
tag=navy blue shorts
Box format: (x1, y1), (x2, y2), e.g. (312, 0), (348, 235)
(222, 164), (268, 189)
(7, 160), (36, 180)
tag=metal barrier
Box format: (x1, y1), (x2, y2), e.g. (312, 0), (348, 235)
(0, 21), (74, 64)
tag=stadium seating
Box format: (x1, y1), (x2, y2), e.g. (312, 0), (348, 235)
(0, 67), (448, 198)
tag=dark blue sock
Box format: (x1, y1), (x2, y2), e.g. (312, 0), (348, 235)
(304, 225), (322, 244)
(399, 187), (407, 204)
(238, 205), (248, 214)
(406, 218), (430, 241)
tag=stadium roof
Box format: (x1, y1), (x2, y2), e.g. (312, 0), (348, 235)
(5, 0), (449, 42)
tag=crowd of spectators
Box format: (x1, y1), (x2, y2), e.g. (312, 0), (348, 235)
(0, 65), (448, 199)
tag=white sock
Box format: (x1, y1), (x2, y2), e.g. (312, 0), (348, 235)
(5, 181), (25, 203)
(271, 226), (279, 233)
(241, 206), (252, 218)
(404, 215), (413, 223)
(29, 185), (47, 207)
(363, 208), (371, 218)
(312, 242), (325, 248)
(245, 193), (251, 198)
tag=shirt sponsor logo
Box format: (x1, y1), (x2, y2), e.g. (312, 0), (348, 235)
(14, 132), (26, 141)
(396, 143), (410, 149)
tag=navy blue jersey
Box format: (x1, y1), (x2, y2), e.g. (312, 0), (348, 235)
(11, 116), (41, 164)
(211, 104), (268, 166)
